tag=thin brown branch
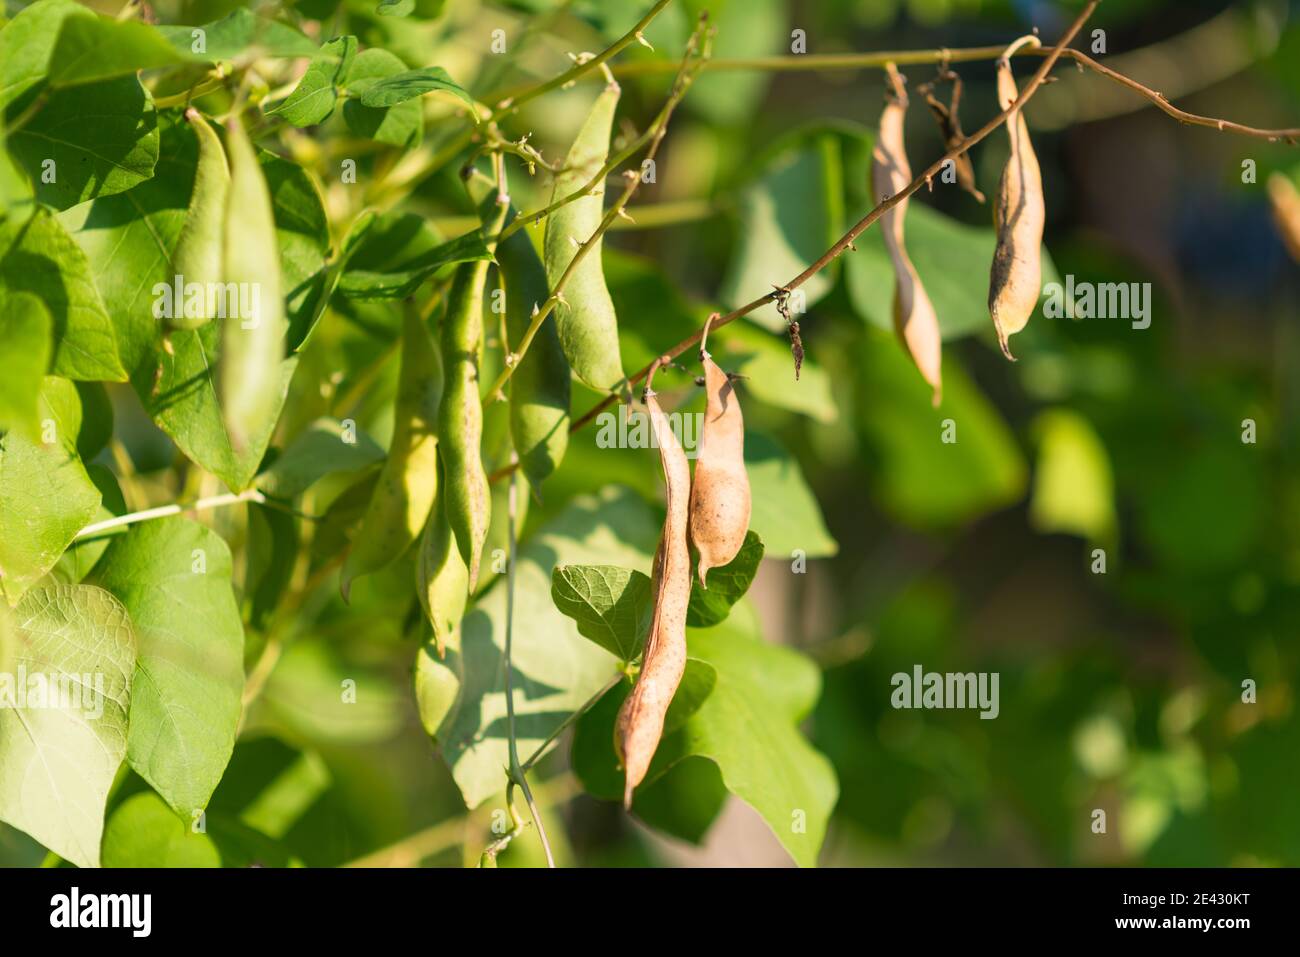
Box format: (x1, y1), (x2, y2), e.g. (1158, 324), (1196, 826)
(562, 1), (1100, 441)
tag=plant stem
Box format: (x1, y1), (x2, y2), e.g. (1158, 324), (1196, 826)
(72, 488), (265, 541)
(558, 0), (1101, 441)
(484, 17), (712, 404)
(522, 672), (624, 772)
(502, 463), (556, 867)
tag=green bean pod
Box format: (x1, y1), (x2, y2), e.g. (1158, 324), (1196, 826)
(219, 115), (287, 460)
(543, 81), (626, 393)
(168, 109), (229, 331)
(416, 459), (467, 656)
(497, 214), (570, 488)
(439, 183), (508, 591)
(341, 310), (443, 602)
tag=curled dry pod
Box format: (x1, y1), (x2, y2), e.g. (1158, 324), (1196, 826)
(871, 67), (943, 405)
(440, 178), (508, 592)
(615, 359), (691, 809)
(920, 72), (984, 204)
(497, 213), (570, 488)
(689, 317), (752, 586)
(219, 114), (288, 460)
(417, 459), (468, 657)
(169, 109), (230, 331)
(543, 80), (626, 393)
(1268, 173), (1300, 264)
(341, 310), (442, 602)
(987, 51), (1045, 361)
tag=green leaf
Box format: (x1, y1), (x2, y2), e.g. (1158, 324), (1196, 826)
(0, 584), (135, 868)
(256, 417), (385, 499)
(1029, 409), (1117, 544)
(265, 36), (357, 127)
(573, 612), (837, 867)
(156, 8), (318, 62)
(102, 792), (221, 867)
(680, 0), (782, 125)
(551, 564), (653, 662)
(7, 77), (159, 211)
(421, 487), (658, 808)
(0, 407), (101, 606)
(856, 331), (1027, 528)
(246, 503), (298, 631)
(0, 291), (52, 436)
(745, 431), (837, 558)
(718, 326), (838, 424)
(720, 126), (843, 331)
(356, 66), (474, 112)
(337, 227), (493, 300)
(376, 0), (417, 16)
(90, 518), (245, 817)
(51, 463), (125, 584)
(46, 14), (186, 86)
(342, 48), (423, 149)
(0, 207), (126, 381)
(0, 0), (90, 110)
(687, 530), (764, 627)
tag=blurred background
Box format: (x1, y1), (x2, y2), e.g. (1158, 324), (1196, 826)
(3, 0), (1298, 867)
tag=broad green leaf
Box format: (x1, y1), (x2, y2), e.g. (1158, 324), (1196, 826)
(745, 431), (837, 558)
(376, 0), (416, 16)
(551, 564), (653, 662)
(573, 611), (837, 867)
(1029, 409), (1117, 544)
(856, 331), (1027, 528)
(421, 487), (657, 808)
(102, 792), (220, 867)
(8, 77), (159, 211)
(342, 48), (423, 149)
(0, 0), (90, 110)
(337, 228), (493, 300)
(265, 36), (357, 126)
(0, 207), (126, 381)
(156, 8), (318, 62)
(90, 518), (245, 817)
(257, 417), (385, 499)
(51, 463), (125, 584)
(720, 127), (843, 331)
(357, 66), (474, 112)
(680, 0), (782, 125)
(46, 14), (186, 86)
(0, 291), (51, 436)
(0, 584), (135, 868)
(687, 530), (764, 627)
(0, 412), (101, 605)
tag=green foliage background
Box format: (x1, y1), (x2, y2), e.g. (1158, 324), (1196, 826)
(1, 0), (1298, 867)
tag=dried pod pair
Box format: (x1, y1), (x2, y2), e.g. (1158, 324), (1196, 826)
(872, 63), (943, 405)
(988, 41), (1046, 361)
(616, 327), (752, 806)
(615, 357), (692, 808)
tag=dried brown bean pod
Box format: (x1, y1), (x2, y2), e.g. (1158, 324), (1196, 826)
(614, 357), (691, 809)
(872, 64), (943, 405)
(919, 71), (985, 203)
(1268, 173), (1300, 263)
(988, 40), (1046, 361)
(689, 315), (751, 586)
